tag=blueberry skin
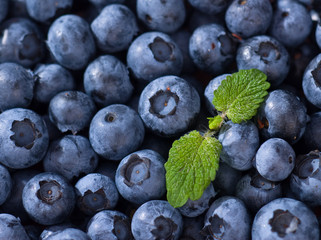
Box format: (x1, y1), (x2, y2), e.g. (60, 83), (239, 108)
(0, 213), (30, 240)
(304, 112), (321, 150)
(49, 90), (97, 134)
(188, 0), (230, 15)
(0, 62), (35, 112)
(22, 172), (76, 225)
(47, 14), (96, 70)
(0, 18), (45, 67)
(213, 162), (243, 196)
(43, 135), (99, 182)
(0, 0), (8, 23)
(290, 150), (321, 207)
(201, 196), (251, 240)
(252, 198), (319, 240)
(75, 173), (119, 216)
(127, 31), (183, 83)
(43, 228), (90, 240)
(26, 0), (73, 23)
(256, 89), (309, 144)
(218, 120), (260, 171)
(269, 0), (313, 48)
(84, 55), (133, 107)
(254, 138), (295, 182)
(34, 63), (75, 104)
(0, 164), (11, 205)
(136, 0), (186, 33)
(89, 0), (125, 10)
(178, 183), (216, 218)
(235, 172), (282, 213)
(138, 75), (200, 137)
(91, 4), (138, 53)
(204, 74), (230, 116)
(316, 22), (321, 49)
(115, 149), (166, 205)
(0, 108), (49, 169)
(225, 0), (272, 39)
(87, 210), (133, 240)
(189, 23), (236, 75)
(89, 104), (145, 160)
(0, 169), (41, 223)
(131, 200), (183, 240)
(302, 53), (321, 109)
(236, 35), (290, 87)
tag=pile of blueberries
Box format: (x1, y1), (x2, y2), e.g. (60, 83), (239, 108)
(1, 0), (321, 239)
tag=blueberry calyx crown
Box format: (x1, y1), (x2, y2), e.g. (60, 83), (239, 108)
(151, 215), (178, 239)
(36, 180), (62, 204)
(10, 118), (42, 149)
(269, 209), (301, 237)
(19, 33), (43, 61)
(250, 173), (276, 190)
(256, 42), (281, 64)
(79, 188), (109, 213)
(149, 37), (175, 62)
(120, 154), (151, 187)
(294, 150), (321, 179)
(112, 215), (132, 240)
(149, 88), (179, 118)
(201, 214), (225, 239)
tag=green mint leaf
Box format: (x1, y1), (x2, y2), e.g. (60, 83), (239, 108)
(165, 130), (222, 208)
(208, 115), (224, 131)
(212, 69), (270, 123)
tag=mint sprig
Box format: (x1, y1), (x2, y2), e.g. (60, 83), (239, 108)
(165, 69), (269, 208)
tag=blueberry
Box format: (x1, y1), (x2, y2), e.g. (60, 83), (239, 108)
(188, 0), (230, 15)
(269, 0), (313, 48)
(252, 198), (320, 239)
(0, 169), (41, 222)
(87, 210), (133, 240)
(26, 0), (73, 23)
(256, 89), (309, 144)
(89, 104), (145, 160)
(136, 0), (186, 33)
(204, 73), (231, 116)
(138, 75), (200, 137)
(225, 0), (273, 39)
(0, 62), (35, 111)
(0, 213), (30, 239)
(75, 173), (119, 216)
(212, 161), (243, 196)
(43, 135), (99, 182)
(302, 53), (321, 109)
(40, 223), (76, 240)
(34, 63), (75, 104)
(189, 23), (236, 75)
(22, 172), (76, 225)
(115, 149), (166, 205)
(0, 18), (45, 67)
(201, 196), (251, 240)
(0, 108), (49, 169)
(218, 120), (260, 171)
(48, 90), (97, 134)
(254, 138), (295, 182)
(131, 200), (183, 240)
(235, 172), (282, 213)
(88, 0), (125, 11)
(127, 31), (183, 83)
(0, 164), (12, 205)
(236, 35), (290, 87)
(42, 228), (90, 240)
(290, 150), (321, 207)
(91, 4), (138, 53)
(178, 183), (216, 218)
(84, 55), (133, 107)
(47, 14), (96, 70)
